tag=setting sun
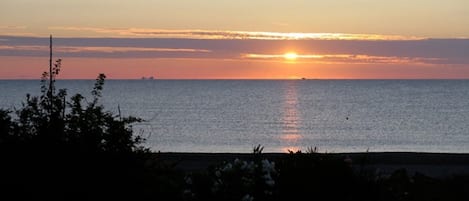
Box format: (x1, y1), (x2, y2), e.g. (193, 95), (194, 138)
(284, 52), (298, 60)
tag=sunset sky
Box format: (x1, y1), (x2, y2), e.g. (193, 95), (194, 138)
(1, 0), (468, 79)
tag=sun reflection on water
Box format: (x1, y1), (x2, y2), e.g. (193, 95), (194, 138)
(280, 81), (302, 152)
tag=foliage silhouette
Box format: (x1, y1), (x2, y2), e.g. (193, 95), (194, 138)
(0, 56), (158, 200)
(252, 144), (264, 155)
(0, 59), (146, 154)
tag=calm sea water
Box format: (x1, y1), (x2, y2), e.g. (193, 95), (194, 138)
(1, 80), (469, 153)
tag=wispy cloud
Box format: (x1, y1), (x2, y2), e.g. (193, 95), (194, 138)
(0, 33), (37, 37)
(49, 26), (424, 41)
(57, 46), (210, 53)
(0, 26), (27, 29)
(0, 45), (44, 51)
(244, 53), (324, 59)
(0, 26), (37, 37)
(0, 36), (467, 65)
(243, 53), (445, 65)
(0, 45), (210, 53)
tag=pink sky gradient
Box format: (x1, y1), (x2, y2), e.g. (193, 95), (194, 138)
(2, 56), (468, 80)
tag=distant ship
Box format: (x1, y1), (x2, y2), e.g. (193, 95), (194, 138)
(141, 76), (155, 80)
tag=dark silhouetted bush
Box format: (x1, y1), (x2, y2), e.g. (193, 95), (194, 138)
(0, 60), (146, 154)
(0, 58), (156, 200)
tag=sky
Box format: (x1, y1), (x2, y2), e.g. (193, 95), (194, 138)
(1, 0), (469, 79)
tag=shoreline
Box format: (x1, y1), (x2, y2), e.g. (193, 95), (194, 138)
(152, 152), (469, 177)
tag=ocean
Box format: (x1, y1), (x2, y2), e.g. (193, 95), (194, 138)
(1, 80), (469, 153)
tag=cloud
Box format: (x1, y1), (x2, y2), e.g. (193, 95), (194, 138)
(0, 26), (27, 29)
(0, 33), (38, 37)
(0, 26), (37, 37)
(0, 45), (210, 53)
(0, 36), (467, 65)
(58, 46), (210, 53)
(244, 53), (324, 59)
(49, 26), (424, 41)
(0, 45), (44, 51)
(243, 53), (445, 65)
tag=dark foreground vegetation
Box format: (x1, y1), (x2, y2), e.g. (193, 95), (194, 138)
(1, 59), (469, 200)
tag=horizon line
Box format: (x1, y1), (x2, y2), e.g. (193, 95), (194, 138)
(2, 78), (469, 81)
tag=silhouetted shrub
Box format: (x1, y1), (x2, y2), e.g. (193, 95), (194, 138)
(0, 58), (152, 200)
(0, 60), (146, 154)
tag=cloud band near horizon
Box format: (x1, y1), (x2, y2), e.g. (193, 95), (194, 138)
(48, 27), (427, 41)
(0, 35), (468, 66)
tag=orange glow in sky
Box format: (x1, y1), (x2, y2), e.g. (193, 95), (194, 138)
(1, 0), (468, 79)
